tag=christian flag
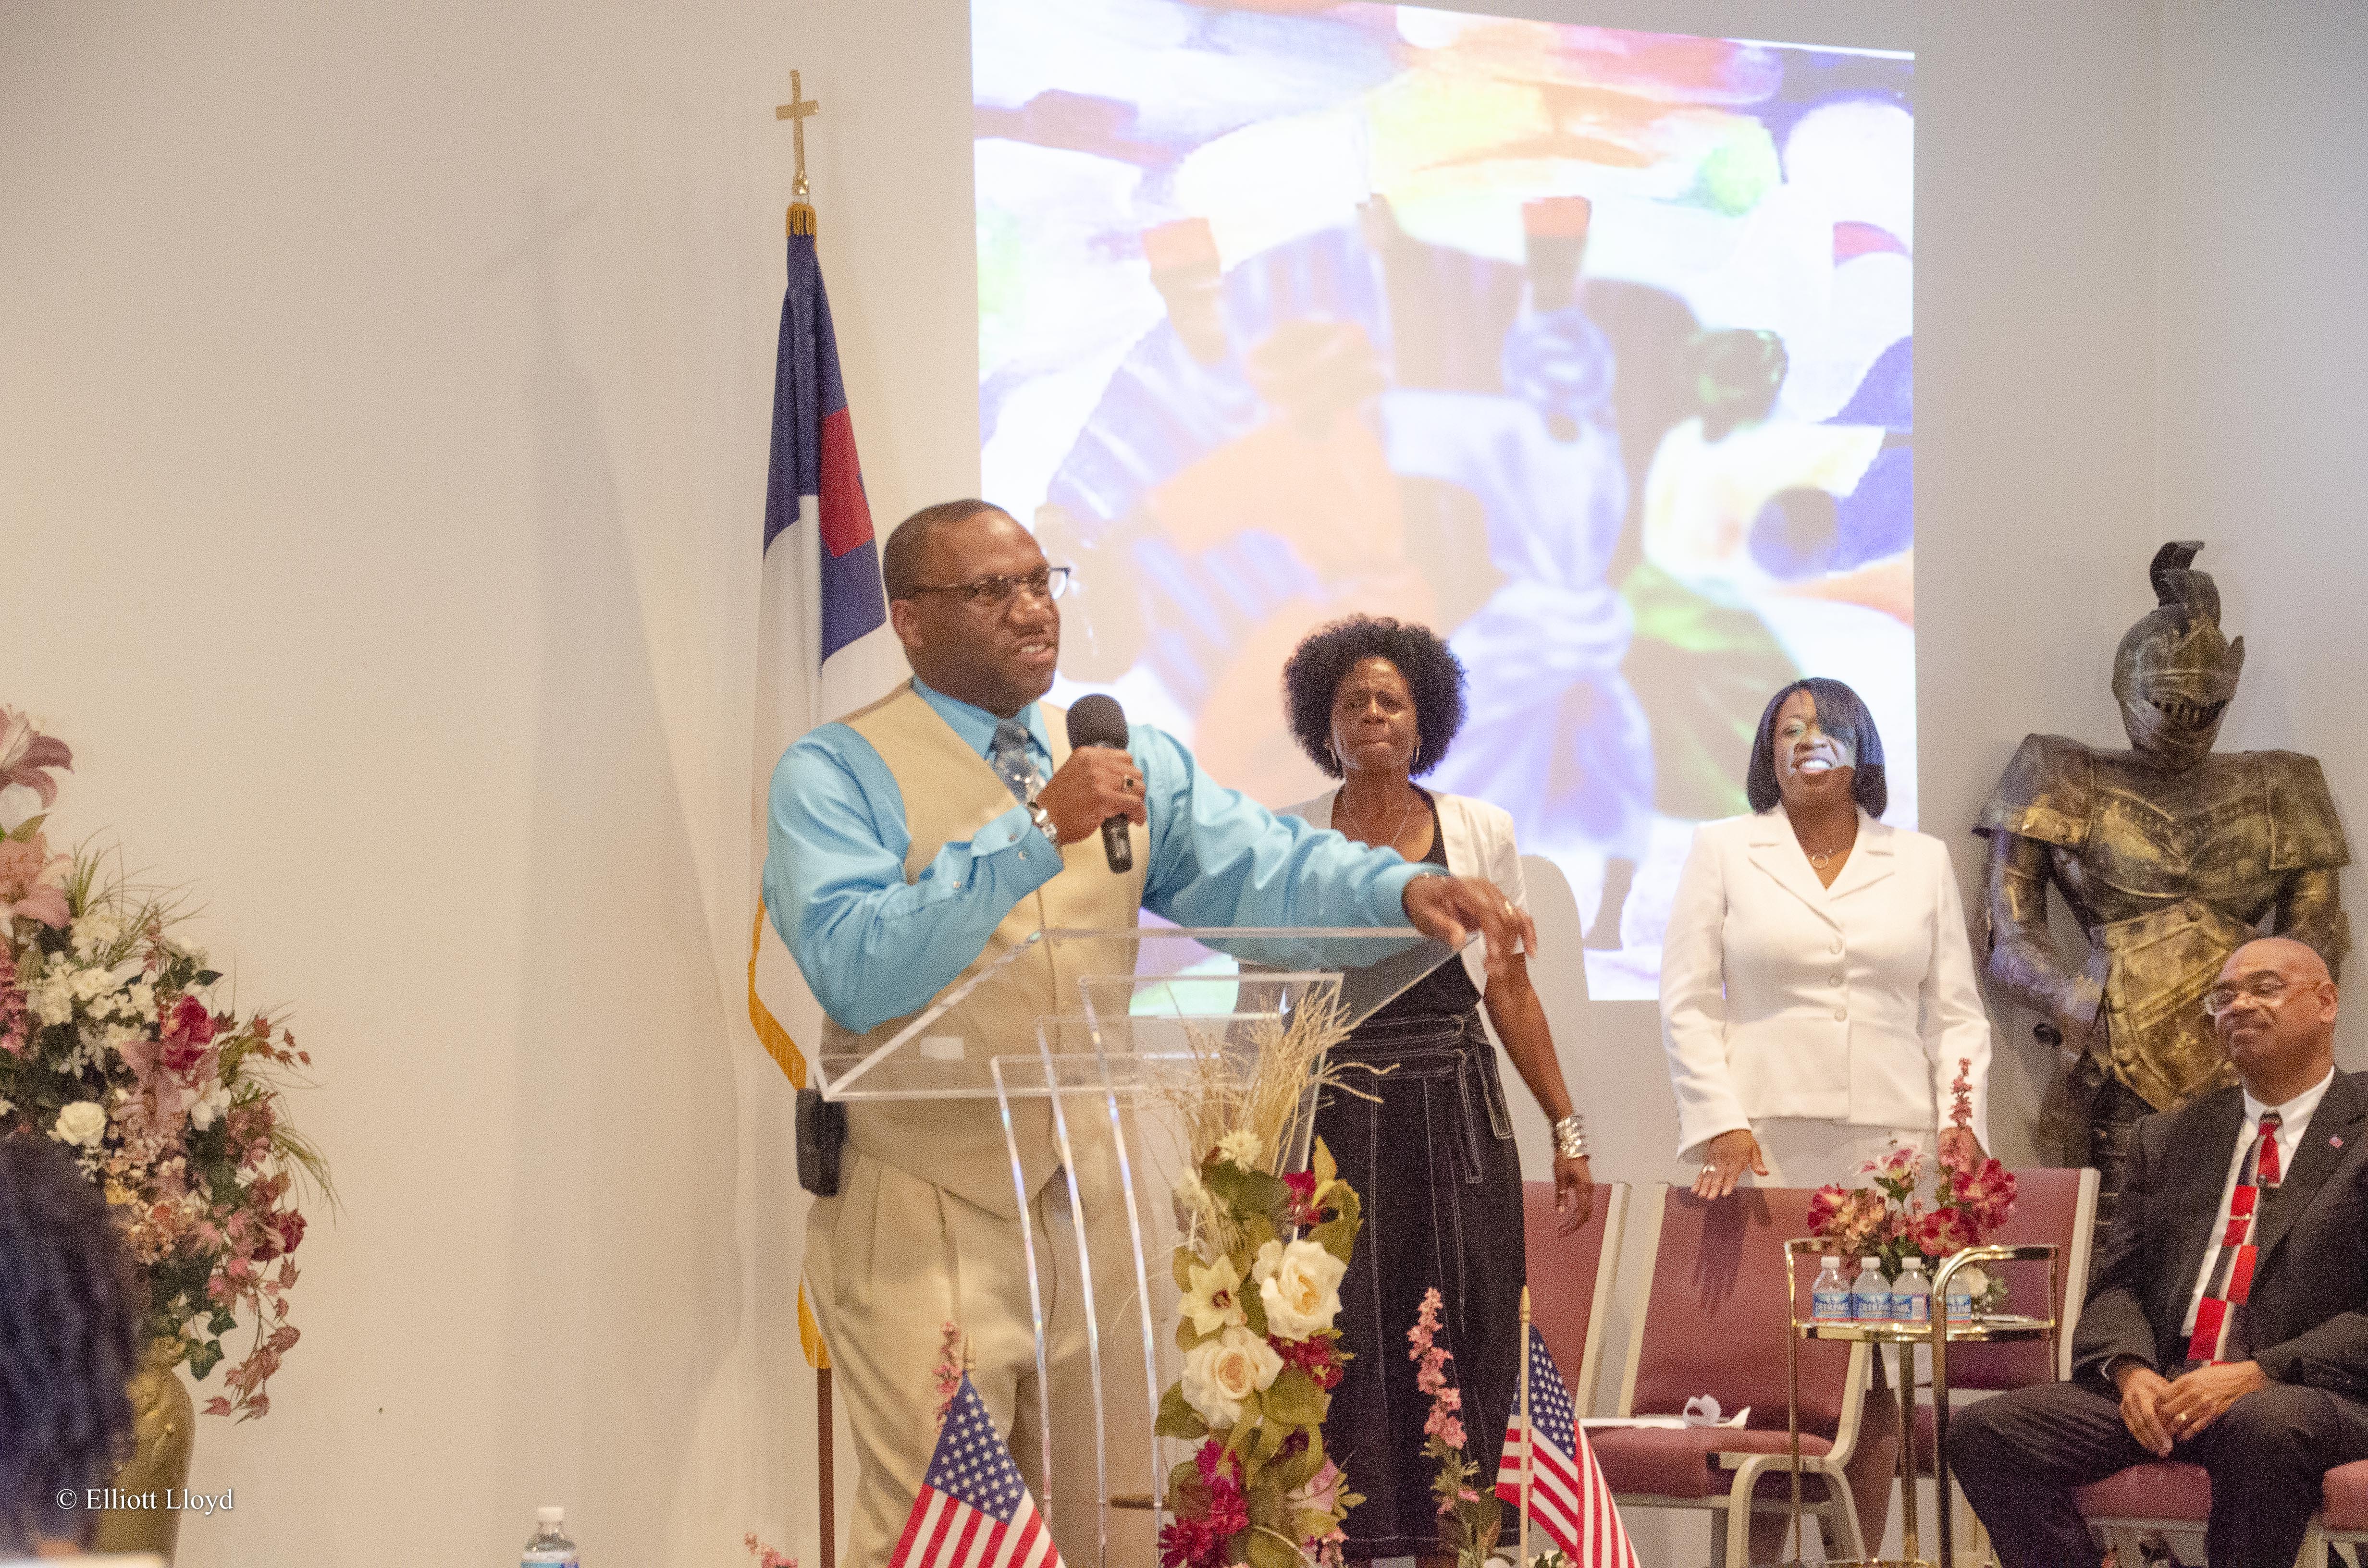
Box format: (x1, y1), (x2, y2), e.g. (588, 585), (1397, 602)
(749, 226), (887, 1094)
(890, 1373), (1063, 1568)
(1495, 1325), (1640, 1568)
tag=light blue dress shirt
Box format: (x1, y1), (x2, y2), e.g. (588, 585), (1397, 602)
(765, 678), (1433, 1032)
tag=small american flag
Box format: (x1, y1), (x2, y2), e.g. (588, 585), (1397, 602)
(889, 1373), (1063, 1568)
(1494, 1324), (1639, 1568)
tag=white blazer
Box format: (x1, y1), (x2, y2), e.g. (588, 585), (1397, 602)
(1285, 788), (1523, 996)
(1659, 806), (1991, 1162)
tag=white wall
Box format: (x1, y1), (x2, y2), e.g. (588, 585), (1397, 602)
(2155, 0), (2368, 1063)
(8, 1), (2357, 1565)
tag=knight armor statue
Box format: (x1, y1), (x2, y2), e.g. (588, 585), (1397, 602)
(1976, 542), (2349, 1226)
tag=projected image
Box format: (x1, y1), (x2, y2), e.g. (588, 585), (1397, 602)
(975, 1), (1915, 998)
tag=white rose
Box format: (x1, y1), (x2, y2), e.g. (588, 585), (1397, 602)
(50, 1100), (107, 1148)
(1179, 1324), (1283, 1429)
(1258, 1237), (1347, 1340)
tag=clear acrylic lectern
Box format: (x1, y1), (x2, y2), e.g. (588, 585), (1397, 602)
(813, 925), (1468, 1568)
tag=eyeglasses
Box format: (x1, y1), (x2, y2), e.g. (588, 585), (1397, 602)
(904, 565), (1073, 608)
(2204, 975), (2297, 1018)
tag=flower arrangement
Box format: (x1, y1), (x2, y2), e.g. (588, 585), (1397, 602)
(1156, 994), (1368, 1568)
(1409, 1287), (1500, 1568)
(0, 708), (328, 1420)
(1806, 1058), (2016, 1301)
(743, 1536), (797, 1568)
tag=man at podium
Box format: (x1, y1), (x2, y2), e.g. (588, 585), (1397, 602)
(766, 499), (1529, 1568)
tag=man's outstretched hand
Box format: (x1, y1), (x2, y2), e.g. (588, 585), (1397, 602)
(1401, 874), (1536, 980)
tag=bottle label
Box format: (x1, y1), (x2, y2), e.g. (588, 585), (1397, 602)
(1945, 1292), (1973, 1318)
(1811, 1288), (1851, 1321)
(1853, 1291), (1890, 1321)
(1897, 1293), (1931, 1324)
(523, 1554), (579, 1566)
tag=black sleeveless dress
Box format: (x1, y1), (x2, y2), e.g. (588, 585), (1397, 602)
(1314, 793), (1527, 1556)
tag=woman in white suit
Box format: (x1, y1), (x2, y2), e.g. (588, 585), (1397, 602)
(1281, 615), (1591, 1565)
(1660, 677), (1990, 1556)
(1661, 676), (1992, 1196)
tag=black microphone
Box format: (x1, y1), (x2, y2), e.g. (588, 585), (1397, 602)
(1065, 693), (1134, 873)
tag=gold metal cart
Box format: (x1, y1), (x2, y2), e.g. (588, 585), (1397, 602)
(1782, 1241), (2061, 1567)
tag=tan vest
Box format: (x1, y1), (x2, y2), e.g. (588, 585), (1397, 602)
(821, 681), (1147, 1218)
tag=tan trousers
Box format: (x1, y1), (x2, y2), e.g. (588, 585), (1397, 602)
(804, 1140), (1155, 1568)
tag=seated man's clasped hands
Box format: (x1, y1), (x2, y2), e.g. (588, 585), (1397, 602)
(1952, 936), (2368, 1568)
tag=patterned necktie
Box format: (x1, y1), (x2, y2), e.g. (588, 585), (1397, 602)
(2188, 1110), (2283, 1365)
(987, 719), (1042, 804)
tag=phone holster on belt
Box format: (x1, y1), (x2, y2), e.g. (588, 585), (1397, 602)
(795, 1086), (847, 1197)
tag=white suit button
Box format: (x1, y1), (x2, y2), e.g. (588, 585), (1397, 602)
(1833, 1008), (1847, 1021)
(1830, 940), (1843, 955)
(1829, 974), (1843, 987)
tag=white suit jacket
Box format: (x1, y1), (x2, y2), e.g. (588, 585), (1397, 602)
(1659, 806), (1992, 1162)
(1285, 788), (1522, 996)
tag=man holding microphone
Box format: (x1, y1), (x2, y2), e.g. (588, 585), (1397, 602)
(766, 498), (1529, 1568)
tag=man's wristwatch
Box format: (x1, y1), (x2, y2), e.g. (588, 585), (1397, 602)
(1553, 1114), (1589, 1160)
(1024, 786), (1059, 846)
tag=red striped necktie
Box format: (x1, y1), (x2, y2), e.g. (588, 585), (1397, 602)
(2188, 1111), (2283, 1366)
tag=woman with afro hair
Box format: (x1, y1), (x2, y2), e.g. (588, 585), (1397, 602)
(0, 1134), (154, 1564)
(1279, 613), (1592, 1564)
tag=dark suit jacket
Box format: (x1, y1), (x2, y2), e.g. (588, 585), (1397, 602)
(2072, 1069), (2368, 1395)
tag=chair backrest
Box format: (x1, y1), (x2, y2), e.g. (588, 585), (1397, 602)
(1946, 1165), (2100, 1388)
(1616, 1184), (1863, 1438)
(1521, 1180), (1629, 1416)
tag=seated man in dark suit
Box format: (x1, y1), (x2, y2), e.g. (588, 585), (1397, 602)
(1953, 936), (2368, 1568)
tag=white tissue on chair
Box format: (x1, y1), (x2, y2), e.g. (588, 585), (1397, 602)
(1579, 1397), (1749, 1431)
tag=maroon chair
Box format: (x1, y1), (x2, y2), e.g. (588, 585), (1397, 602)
(1592, 1185), (1875, 1567)
(1910, 1166), (2099, 1549)
(2073, 1463), (2212, 1562)
(2303, 1460), (2368, 1562)
(1521, 1179), (1630, 1416)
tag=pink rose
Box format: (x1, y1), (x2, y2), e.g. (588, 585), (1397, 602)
(158, 997), (217, 1072)
(163, 994), (217, 1047)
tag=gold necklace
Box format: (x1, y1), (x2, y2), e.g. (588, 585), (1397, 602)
(1799, 829), (1854, 869)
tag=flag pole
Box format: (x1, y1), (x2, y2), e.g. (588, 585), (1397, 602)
(1519, 1287), (1533, 1568)
(773, 65), (827, 1561)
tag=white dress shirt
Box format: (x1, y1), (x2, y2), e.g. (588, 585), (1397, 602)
(1659, 805), (1992, 1161)
(2180, 1066), (2336, 1336)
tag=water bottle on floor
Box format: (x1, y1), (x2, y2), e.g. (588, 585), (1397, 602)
(1850, 1257), (1888, 1322)
(524, 1506), (579, 1567)
(1811, 1255), (1851, 1321)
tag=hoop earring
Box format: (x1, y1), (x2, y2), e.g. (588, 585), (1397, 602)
(1411, 738), (1422, 771)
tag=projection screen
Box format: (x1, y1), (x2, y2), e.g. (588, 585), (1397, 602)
(975, 0), (1915, 998)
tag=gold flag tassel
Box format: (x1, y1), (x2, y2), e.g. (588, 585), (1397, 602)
(747, 902), (807, 1088)
(777, 69), (820, 236)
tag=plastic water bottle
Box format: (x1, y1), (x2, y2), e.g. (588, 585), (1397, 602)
(1850, 1257), (1889, 1322)
(1945, 1265), (1985, 1321)
(1893, 1260), (1932, 1325)
(524, 1507), (579, 1567)
(1811, 1255), (1851, 1321)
